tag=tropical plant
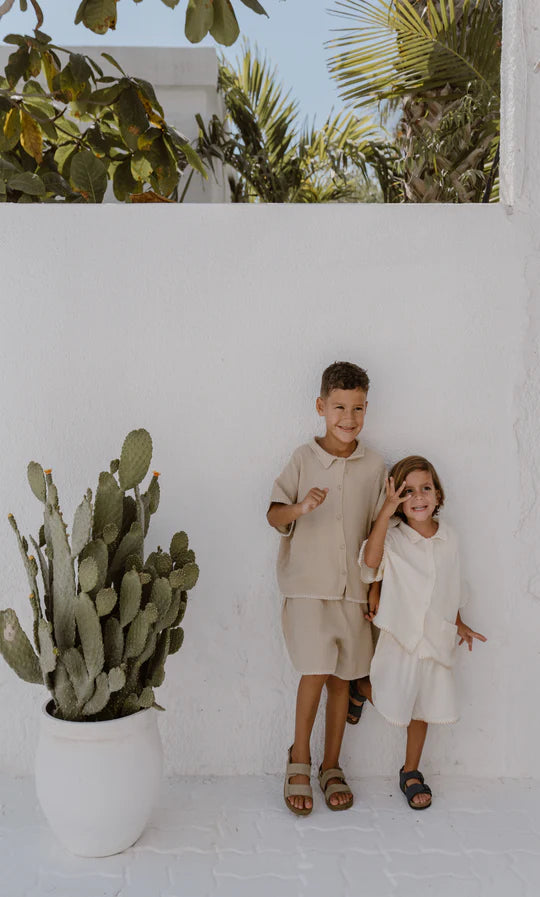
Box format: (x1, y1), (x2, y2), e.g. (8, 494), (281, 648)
(0, 429), (199, 721)
(327, 0), (502, 202)
(198, 45), (385, 202)
(0, 0), (268, 46)
(0, 28), (206, 202)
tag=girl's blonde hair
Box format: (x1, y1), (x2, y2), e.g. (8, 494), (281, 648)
(389, 455), (445, 521)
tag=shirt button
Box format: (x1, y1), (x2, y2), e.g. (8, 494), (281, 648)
(336, 514), (342, 521)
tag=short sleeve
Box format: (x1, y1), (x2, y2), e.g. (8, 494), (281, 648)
(358, 539), (385, 583)
(269, 450), (300, 537)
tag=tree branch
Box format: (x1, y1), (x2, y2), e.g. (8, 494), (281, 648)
(29, 0), (44, 30)
(0, 0), (17, 19)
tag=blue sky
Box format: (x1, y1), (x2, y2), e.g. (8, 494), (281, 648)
(2, 0), (352, 125)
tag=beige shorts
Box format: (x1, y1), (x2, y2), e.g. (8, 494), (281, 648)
(281, 597), (373, 680)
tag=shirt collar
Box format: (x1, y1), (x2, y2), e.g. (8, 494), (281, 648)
(309, 437), (365, 469)
(398, 519), (447, 542)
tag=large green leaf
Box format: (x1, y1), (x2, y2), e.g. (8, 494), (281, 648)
(8, 171), (45, 196)
(75, 0), (118, 34)
(115, 85), (149, 151)
(239, 0), (267, 13)
(70, 150), (108, 202)
(210, 0), (240, 46)
(185, 0), (214, 42)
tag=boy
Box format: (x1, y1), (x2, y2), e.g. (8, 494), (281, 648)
(267, 361), (386, 815)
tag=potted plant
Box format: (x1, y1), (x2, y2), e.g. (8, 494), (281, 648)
(0, 428), (198, 856)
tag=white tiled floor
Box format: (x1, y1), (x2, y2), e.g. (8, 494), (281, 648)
(2, 774), (540, 896)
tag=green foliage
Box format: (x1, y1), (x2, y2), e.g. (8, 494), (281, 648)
(0, 31), (205, 202)
(0, 429), (198, 721)
(327, 0), (502, 202)
(198, 44), (385, 203)
(1, 0), (267, 46)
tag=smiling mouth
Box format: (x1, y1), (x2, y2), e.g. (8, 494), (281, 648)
(412, 505), (428, 511)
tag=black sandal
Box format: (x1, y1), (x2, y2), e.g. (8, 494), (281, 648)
(399, 767), (432, 810)
(347, 679), (367, 725)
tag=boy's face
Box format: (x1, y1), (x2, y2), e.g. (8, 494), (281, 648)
(316, 388), (368, 447)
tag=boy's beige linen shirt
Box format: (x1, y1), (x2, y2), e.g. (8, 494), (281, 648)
(270, 439), (386, 602)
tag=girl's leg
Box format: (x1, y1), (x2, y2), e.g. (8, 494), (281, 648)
(403, 720), (430, 807)
(321, 675), (353, 807)
(347, 675), (373, 722)
(289, 674), (328, 811)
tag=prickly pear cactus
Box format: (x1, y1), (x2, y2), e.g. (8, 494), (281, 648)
(0, 430), (199, 721)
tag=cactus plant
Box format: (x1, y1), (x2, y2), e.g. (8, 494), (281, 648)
(0, 429), (198, 721)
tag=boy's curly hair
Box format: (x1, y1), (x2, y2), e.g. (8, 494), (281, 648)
(320, 361), (370, 397)
(389, 455), (445, 521)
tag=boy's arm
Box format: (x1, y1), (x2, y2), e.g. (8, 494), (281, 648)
(455, 611), (487, 651)
(267, 488), (328, 530)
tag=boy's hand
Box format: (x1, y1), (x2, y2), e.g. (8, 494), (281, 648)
(364, 584), (380, 621)
(382, 476), (409, 517)
(457, 619), (487, 651)
(299, 487), (329, 515)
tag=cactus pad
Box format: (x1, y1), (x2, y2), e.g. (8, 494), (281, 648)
(78, 556), (99, 593)
(118, 429), (153, 490)
(170, 531), (188, 561)
(71, 493), (93, 558)
(0, 609), (42, 683)
(27, 462), (46, 503)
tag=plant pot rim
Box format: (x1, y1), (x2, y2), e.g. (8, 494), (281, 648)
(41, 700), (157, 739)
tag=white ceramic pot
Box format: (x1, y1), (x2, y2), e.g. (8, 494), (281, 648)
(35, 702), (163, 856)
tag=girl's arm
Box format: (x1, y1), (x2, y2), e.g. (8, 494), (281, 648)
(455, 611), (487, 651)
(363, 477), (408, 568)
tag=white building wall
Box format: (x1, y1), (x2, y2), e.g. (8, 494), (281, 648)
(0, 46), (229, 202)
(0, 0), (538, 780)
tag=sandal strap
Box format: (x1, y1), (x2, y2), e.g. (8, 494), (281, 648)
(400, 767), (424, 787)
(319, 766), (345, 791)
(404, 782), (432, 801)
(286, 761), (311, 778)
(285, 783), (313, 798)
(323, 781), (351, 799)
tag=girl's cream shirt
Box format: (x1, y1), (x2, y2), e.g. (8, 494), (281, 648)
(359, 519), (467, 668)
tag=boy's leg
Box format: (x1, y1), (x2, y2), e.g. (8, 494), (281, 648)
(289, 674), (328, 812)
(402, 720), (430, 807)
(321, 675), (353, 807)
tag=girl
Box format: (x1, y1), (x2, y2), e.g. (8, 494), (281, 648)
(353, 455), (486, 810)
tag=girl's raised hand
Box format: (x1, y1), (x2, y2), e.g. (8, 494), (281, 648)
(382, 476), (409, 516)
(299, 487), (329, 515)
(457, 620), (487, 651)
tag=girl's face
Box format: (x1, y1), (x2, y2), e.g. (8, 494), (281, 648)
(400, 469), (439, 523)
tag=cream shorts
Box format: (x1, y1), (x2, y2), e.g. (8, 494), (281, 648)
(371, 631), (459, 727)
(281, 597), (373, 680)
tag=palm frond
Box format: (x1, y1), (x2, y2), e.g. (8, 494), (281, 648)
(327, 0), (502, 107)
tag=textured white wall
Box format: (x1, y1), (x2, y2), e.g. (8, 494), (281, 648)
(0, 202), (530, 780)
(0, 0), (539, 781)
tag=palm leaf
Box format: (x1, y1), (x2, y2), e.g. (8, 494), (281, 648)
(327, 0), (502, 107)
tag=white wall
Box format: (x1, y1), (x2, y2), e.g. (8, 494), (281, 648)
(0, 0), (538, 781)
(0, 201), (531, 779)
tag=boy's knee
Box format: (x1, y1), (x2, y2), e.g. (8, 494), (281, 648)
(326, 675), (348, 694)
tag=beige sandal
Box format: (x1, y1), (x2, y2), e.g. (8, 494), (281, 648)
(284, 746), (313, 816)
(318, 765), (354, 811)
